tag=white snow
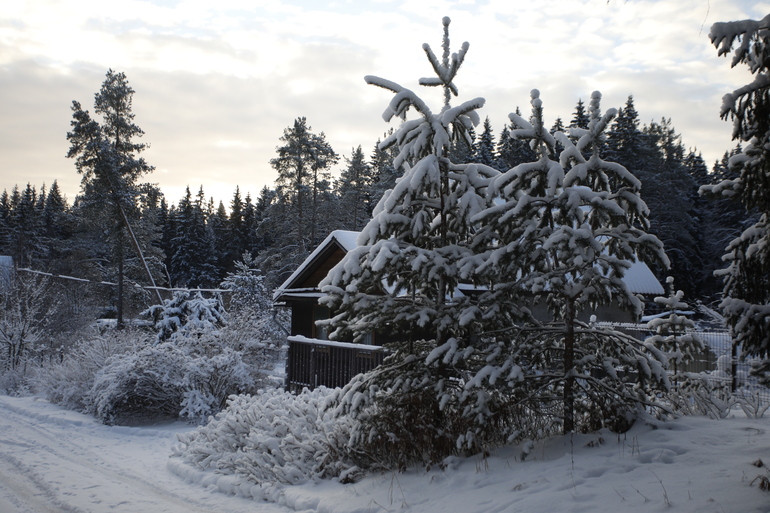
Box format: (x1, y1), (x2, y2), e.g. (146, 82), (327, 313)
(1, 393), (770, 512)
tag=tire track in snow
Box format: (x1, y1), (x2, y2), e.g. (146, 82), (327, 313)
(0, 398), (280, 513)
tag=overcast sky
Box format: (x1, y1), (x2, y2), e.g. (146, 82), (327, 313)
(0, 0), (766, 208)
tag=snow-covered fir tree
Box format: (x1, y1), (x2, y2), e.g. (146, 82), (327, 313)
(475, 90), (671, 434)
(569, 98), (590, 130)
(703, 14), (770, 383)
(645, 277), (704, 379)
(144, 290), (226, 342)
(320, 17), (506, 467)
(475, 116), (497, 167)
(321, 17), (498, 347)
(336, 145), (373, 231)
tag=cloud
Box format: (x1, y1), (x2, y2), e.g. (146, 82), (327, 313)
(0, 0), (762, 206)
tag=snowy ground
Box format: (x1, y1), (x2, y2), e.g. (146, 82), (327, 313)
(1, 394), (769, 513)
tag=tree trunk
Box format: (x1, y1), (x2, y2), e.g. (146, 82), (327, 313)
(563, 297), (575, 434)
(117, 240), (124, 330)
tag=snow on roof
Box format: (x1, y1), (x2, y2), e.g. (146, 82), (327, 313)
(640, 310), (695, 323)
(624, 258), (665, 296)
(274, 230), (663, 301)
(273, 230), (360, 300)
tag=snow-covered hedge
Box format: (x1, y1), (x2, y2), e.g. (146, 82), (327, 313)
(34, 329), (150, 412)
(87, 331), (270, 425)
(172, 387), (359, 492)
(89, 342), (188, 424)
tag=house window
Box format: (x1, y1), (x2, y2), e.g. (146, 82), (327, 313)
(312, 306), (330, 340)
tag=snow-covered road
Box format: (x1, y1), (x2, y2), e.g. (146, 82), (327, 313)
(2, 393), (770, 513)
(0, 396), (285, 513)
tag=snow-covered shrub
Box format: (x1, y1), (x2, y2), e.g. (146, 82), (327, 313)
(0, 367), (32, 396)
(172, 387), (358, 489)
(34, 328), (149, 411)
(89, 342), (188, 424)
(179, 343), (259, 422)
(0, 273), (60, 373)
(87, 329), (270, 425)
(665, 373), (736, 419)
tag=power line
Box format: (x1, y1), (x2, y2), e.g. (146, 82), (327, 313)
(16, 267), (232, 294)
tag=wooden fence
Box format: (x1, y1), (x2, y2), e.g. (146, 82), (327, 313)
(285, 328), (770, 406)
(285, 336), (388, 392)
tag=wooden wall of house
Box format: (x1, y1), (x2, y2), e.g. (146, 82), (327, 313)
(290, 301), (313, 337)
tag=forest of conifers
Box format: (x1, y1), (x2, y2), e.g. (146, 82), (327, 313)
(0, 92), (751, 323)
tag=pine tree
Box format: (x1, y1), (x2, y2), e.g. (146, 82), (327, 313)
(42, 180), (70, 267)
(251, 186), (276, 256)
(67, 70), (155, 326)
(641, 119), (701, 297)
(169, 186), (217, 288)
(606, 96), (644, 169)
(704, 14), (770, 381)
(569, 98), (590, 130)
(685, 150), (723, 297)
(270, 117), (338, 250)
(550, 116), (566, 159)
(8, 184), (43, 268)
(496, 109), (537, 171)
(369, 131), (400, 210)
(208, 200), (230, 274)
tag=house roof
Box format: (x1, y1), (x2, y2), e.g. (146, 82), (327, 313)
(273, 230), (664, 302)
(273, 230), (359, 301)
(622, 259), (665, 295)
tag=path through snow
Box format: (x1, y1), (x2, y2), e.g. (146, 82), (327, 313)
(0, 395), (285, 513)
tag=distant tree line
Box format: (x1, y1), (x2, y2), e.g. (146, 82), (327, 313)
(0, 71), (752, 318)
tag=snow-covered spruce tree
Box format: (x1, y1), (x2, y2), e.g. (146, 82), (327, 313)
(703, 15), (770, 383)
(144, 290), (226, 342)
(644, 277), (712, 416)
(474, 91), (670, 434)
(320, 18), (510, 468)
(336, 145), (374, 231)
(220, 252), (288, 347)
(645, 277), (704, 379)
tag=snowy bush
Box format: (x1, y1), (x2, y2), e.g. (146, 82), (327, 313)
(89, 342), (188, 424)
(87, 329), (270, 425)
(172, 387), (359, 490)
(34, 328), (149, 411)
(0, 273), (60, 374)
(178, 344), (260, 422)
